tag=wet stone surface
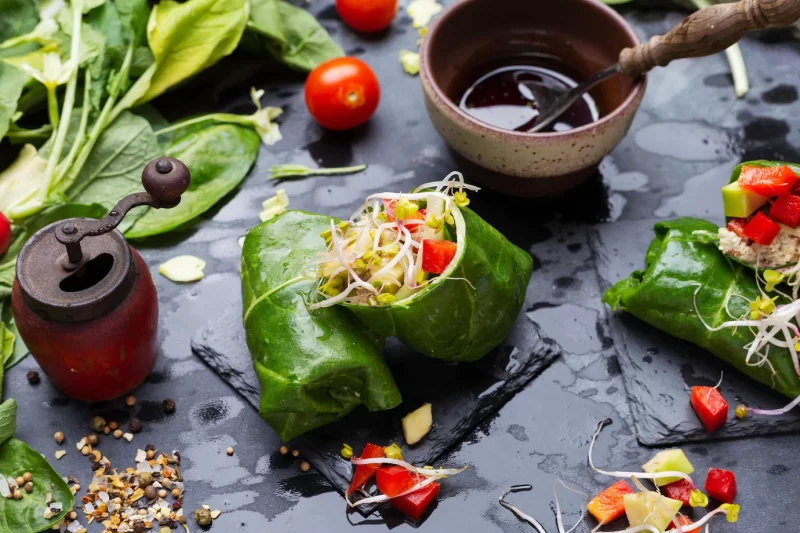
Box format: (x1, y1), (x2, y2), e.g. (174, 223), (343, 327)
(6, 3), (800, 532)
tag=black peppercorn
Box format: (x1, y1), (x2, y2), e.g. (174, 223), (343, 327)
(26, 371), (40, 385)
(128, 418), (142, 434)
(163, 398), (176, 414)
(133, 520), (147, 533)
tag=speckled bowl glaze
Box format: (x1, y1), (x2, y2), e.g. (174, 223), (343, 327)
(420, 0), (647, 196)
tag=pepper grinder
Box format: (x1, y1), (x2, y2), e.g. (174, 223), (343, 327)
(11, 158), (191, 401)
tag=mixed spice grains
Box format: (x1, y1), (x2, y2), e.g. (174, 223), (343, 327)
(77, 445), (188, 533)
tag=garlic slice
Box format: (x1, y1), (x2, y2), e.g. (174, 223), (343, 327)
(158, 256), (206, 283)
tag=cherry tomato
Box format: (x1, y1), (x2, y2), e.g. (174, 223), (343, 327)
(336, 0), (398, 33)
(0, 212), (11, 256)
(305, 57), (380, 131)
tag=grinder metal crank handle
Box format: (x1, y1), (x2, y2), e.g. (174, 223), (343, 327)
(55, 157), (191, 264)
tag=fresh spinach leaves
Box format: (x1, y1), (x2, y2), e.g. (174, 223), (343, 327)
(244, 0), (343, 71)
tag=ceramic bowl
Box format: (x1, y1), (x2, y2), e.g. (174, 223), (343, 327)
(420, 0), (646, 196)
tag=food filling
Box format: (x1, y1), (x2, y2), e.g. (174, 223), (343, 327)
(719, 164), (800, 269)
(312, 173), (478, 309)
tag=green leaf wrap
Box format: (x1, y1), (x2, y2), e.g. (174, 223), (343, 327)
(344, 206), (533, 362)
(604, 217), (800, 399)
(241, 211), (402, 442)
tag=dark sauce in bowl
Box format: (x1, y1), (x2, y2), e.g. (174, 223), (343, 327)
(457, 57), (599, 133)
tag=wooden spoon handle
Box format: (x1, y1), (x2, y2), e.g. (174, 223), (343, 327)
(619, 0), (800, 75)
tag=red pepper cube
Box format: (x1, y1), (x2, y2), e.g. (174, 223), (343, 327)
(672, 514), (700, 533)
(347, 443), (385, 495)
(690, 386), (729, 433)
(726, 218), (748, 240)
(742, 212), (781, 246)
(704, 468), (737, 504)
(738, 165), (798, 196)
(391, 481), (440, 521)
(663, 478), (693, 507)
(376, 466), (415, 497)
(770, 193), (800, 228)
(587, 479), (634, 524)
(421, 240), (458, 274)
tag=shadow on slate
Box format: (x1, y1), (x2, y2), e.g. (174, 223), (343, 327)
(192, 303), (560, 516)
(592, 220), (800, 446)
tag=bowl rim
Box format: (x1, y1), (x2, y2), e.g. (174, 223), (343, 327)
(420, 0), (647, 139)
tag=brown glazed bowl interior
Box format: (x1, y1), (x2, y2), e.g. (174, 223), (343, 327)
(420, 0), (646, 196)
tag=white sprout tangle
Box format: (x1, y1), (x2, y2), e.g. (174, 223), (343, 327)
(309, 173), (480, 310)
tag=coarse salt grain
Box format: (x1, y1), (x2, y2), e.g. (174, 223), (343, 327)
(123, 433), (134, 442)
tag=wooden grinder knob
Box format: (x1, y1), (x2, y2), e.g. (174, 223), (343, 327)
(141, 157), (191, 204)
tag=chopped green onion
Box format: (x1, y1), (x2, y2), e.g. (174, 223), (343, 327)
(269, 163), (367, 180)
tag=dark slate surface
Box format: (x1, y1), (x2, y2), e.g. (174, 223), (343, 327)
(4, 4), (800, 532)
(191, 300), (560, 516)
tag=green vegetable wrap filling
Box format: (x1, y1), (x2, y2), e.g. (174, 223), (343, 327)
(241, 211), (402, 442)
(604, 217), (800, 399)
(344, 206), (533, 362)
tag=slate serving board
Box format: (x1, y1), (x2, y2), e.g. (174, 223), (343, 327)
(191, 299), (560, 516)
(593, 219), (800, 446)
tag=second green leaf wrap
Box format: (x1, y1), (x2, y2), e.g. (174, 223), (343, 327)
(242, 211), (402, 442)
(344, 206), (533, 362)
(604, 218), (800, 399)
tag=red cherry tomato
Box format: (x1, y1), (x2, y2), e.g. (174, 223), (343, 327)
(336, 0), (398, 33)
(305, 57), (380, 131)
(0, 212), (11, 256)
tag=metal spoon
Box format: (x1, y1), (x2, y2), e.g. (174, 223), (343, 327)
(529, 0), (800, 133)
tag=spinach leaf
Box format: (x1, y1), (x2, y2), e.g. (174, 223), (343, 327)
(604, 218), (800, 399)
(65, 112), (159, 231)
(0, 438), (74, 532)
(135, 0), (249, 105)
(125, 123), (259, 239)
(346, 207), (534, 362)
(0, 400), (17, 446)
(242, 211), (401, 441)
(244, 0), (343, 72)
(0, 263), (13, 301)
(0, 0), (38, 43)
(0, 63), (28, 143)
(248, 0), (284, 44)
(0, 302), (28, 371)
(0, 144), (48, 214)
(116, 0), (150, 47)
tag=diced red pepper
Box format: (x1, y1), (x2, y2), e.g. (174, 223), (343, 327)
(347, 443), (385, 495)
(738, 165), (798, 196)
(0, 212), (10, 256)
(726, 218), (748, 240)
(690, 386), (729, 433)
(671, 514), (700, 533)
(704, 468), (737, 503)
(383, 199), (396, 221)
(663, 478), (693, 507)
(421, 240), (457, 274)
(587, 480), (634, 524)
(741, 211), (781, 246)
(391, 480), (440, 521)
(376, 466), (415, 497)
(770, 193), (800, 228)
